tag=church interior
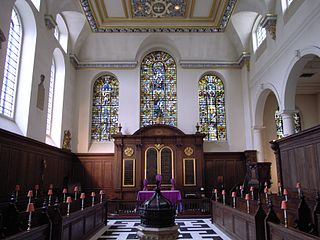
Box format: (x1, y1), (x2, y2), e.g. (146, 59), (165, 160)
(0, 0), (320, 239)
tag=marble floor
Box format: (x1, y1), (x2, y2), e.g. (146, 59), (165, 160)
(89, 218), (231, 240)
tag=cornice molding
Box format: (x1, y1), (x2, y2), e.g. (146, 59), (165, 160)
(180, 52), (250, 69)
(70, 54), (138, 69)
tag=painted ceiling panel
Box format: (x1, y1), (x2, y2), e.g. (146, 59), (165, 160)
(192, 0), (213, 18)
(103, 0), (127, 18)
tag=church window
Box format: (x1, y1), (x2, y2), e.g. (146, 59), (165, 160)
(256, 23), (266, 48)
(46, 58), (55, 135)
(275, 109), (301, 139)
(199, 74), (226, 141)
(0, 8), (22, 118)
(91, 74), (119, 142)
(140, 51), (177, 127)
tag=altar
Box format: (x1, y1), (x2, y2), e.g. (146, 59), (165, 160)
(137, 190), (182, 206)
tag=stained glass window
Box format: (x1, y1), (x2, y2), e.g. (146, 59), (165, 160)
(91, 75), (119, 142)
(199, 74), (226, 141)
(46, 58), (55, 135)
(275, 109), (301, 139)
(0, 8), (22, 118)
(140, 51), (177, 127)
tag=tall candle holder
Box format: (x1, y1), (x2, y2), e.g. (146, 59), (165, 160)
(232, 191), (236, 208)
(91, 192), (96, 206)
(281, 200), (288, 228)
(26, 203), (35, 231)
(250, 186), (254, 200)
(214, 189), (218, 202)
(245, 194), (250, 214)
(48, 189), (53, 206)
(296, 182), (301, 198)
(222, 190), (226, 205)
(240, 185), (244, 198)
(74, 186), (78, 200)
(62, 188), (67, 203)
(283, 188), (288, 201)
(264, 186), (269, 203)
(27, 190), (33, 204)
(99, 190), (104, 203)
(80, 193), (85, 210)
(66, 196), (72, 216)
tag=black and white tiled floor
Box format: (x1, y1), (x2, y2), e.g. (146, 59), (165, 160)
(89, 218), (231, 240)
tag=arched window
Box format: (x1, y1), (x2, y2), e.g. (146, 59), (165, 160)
(275, 109), (301, 139)
(46, 58), (55, 136)
(91, 74), (119, 142)
(199, 74), (226, 141)
(256, 22), (266, 48)
(31, 0), (41, 11)
(140, 51), (177, 127)
(0, 8), (22, 119)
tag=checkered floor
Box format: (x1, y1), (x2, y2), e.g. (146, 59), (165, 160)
(89, 218), (231, 240)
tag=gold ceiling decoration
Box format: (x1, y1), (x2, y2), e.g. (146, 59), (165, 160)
(80, 0), (237, 33)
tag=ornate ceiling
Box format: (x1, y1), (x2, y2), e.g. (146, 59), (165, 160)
(80, 0), (237, 33)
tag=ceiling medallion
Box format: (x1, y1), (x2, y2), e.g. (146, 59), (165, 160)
(132, 0), (186, 18)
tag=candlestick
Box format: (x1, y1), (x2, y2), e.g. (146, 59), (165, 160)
(63, 188), (67, 203)
(66, 196), (72, 216)
(27, 190), (33, 204)
(222, 190), (226, 205)
(250, 186), (254, 200)
(91, 192), (96, 206)
(283, 188), (288, 201)
(74, 186), (78, 200)
(296, 182), (301, 198)
(232, 191), (236, 208)
(15, 184), (20, 202)
(245, 194), (250, 214)
(26, 203), (35, 231)
(264, 187), (268, 203)
(99, 190), (104, 203)
(281, 200), (288, 228)
(48, 189), (53, 206)
(240, 185), (244, 198)
(80, 193), (85, 210)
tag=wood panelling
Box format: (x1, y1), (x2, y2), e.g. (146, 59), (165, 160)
(0, 129), (76, 198)
(271, 125), (320, 195)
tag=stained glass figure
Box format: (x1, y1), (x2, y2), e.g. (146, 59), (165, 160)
(140, 51), (177, 127)
(199, 74), (226, 141)
(91, 75), (119, 141)
(275, 109), (301, 139)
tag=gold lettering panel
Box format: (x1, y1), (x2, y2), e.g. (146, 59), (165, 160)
(122, 159), (135, 187)
(183, 158), (196, 186)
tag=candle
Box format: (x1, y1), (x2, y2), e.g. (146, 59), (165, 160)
(222, 190), (226, 205)
(250, 186), (254, 200)
(66, 196), (72, 216)
(15, 184), (20, 201)
(63, 188), (67, 203)
(245, 194), (250, 214)
(80, 193), (85, 210)
(99, 190), (104, 203)
(283, 188), (288, 201)
(27, 190), (33, 204)
(214, 188), (218, 202)
(239, 185), (244, 198)
(74, 186), (78, 200)
(48, 189), (53, 206)
(26, 203), (35, 231)
(278, 182), (282, 196)
(91, 192), (96, 206)
(296, 182), (301, 197)
(281, 200), (288, 228)
(232, 191), (236, 208)
(264, 186), (268, 203)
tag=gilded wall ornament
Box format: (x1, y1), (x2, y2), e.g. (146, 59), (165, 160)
(124, 147), (134, 157)
(184, 147), (193, 156)
(154, 144), (164, 150)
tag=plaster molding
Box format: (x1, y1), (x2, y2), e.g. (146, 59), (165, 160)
(70, 54), (138, 69)
(44, 14), (57, 30)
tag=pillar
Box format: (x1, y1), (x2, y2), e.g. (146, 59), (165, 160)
(253, 126), (265, 162)
(280, 110), (295, 137)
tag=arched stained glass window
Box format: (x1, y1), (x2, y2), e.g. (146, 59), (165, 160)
(199, 74), (226, 141)
(140, 51), (177, 127)
(91, 75), (119, 142)
(0, 8), (22, 118)
(275, 109), (301, 139)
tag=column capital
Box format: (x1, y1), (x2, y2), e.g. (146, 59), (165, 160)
(252, 125), (266, 131)
(279, 109), (297, 116)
